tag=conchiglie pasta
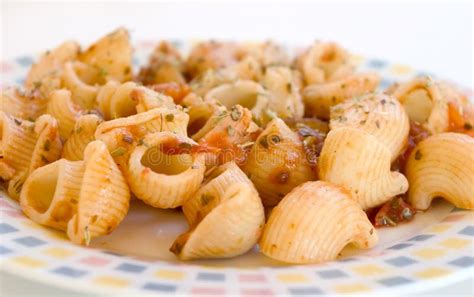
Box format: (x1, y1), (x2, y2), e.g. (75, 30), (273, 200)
(406, 133), (474, 210)
(295, 41), (354, 85)
(186, 102), (224, 139)
(0, 112), (62, 199)
(189, 69), (237, 97)
(330, 93), (410, 161)
(259, 181), (378, 264)
(127, 132), (205, 208)
(61, 61), (102, 109)
(131, 85), (176, 113)
(1, 87), (48, 121)
(182, 161), (252, 226)
(79, 28), (132, 82)
(318, 127), (408, 209)
(20, 140), (130, 245)
(137, 41), (186, 85)
(46, 89), (83, 139)
(204, 80), (269, 123)
(25, 41), (80, 91)
(244, 118), (317, 207)
(63, 114), (104, 161)
(242, 40), (290, 67)
(303, 72), (380, 119)
(96, 81), (139, 120)
(261, 66), (304, 119)
(170, 181), (264, 260)
(388, 76), (449, 134)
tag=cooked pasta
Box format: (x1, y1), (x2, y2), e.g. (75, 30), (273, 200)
(170, 181), (264, 260)
(330, 92), (410, 161)
(61, 61), (102, 110)
(259, 181), (378, 264)
(79, 28), (132, 83)
(1, 112), (62, 199)
(406, 133), (474, 210)
(303, 72), (380, 119)
(1, 87), (48, 121)
(204, 80), (270, 123)
(46, 89), (83, 139)
(127, 132), (205, 208)
(318, 127), (408, 209)
(295, 41), (354, 85)
(5, 31), (474, 262)
(243, 118), (317, 206)
(20, 140), (130, 245)
(182, 161), (252, 226)
(63, 114), (103, 161)
(261, 66), (304, 119)
(388, 76), (449, 134)
(137, 41), (186, 85)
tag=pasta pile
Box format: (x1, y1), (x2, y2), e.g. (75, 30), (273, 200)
(1, 28), (473, 264)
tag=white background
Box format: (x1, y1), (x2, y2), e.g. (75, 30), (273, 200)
(1, 1), (473, 296)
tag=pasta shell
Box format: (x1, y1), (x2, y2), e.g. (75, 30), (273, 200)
(318, 127), (408, 209)
(228, 55), (263, 81)
(67, 141), (130, 244)
(295, 41), (354, 85)
(21, 140), (130, 245)
(186, 102), (225, 139)
(261, 66), (304, 118)
(131, 85), (176, 113)
(61, 61), (101, 110)
(388, 76), (449, 134)
(137, 41), (185, 85)
(259, 181), (378, 264)
(303, 72), (380, 119)
(242, 41), (290, 67)
(63, 114), (103, 161)
(127, 132), (205, 208)
(205, 80), (270, 123)
(182, 161), (252, 226)
(96, 81), (139, 119)
(46, 89), (83, 139)
(406, 133), (474, 210)
(170, 181), (264, 260)
(330, 92), (410, 161)
(20, 159), (85, 230)
(244, 118), (316, 206)
(25, 41), (80, 91)
(79, 28), (132, 82)
(1, 87), (48, 121)
(190, 69), (237, 97)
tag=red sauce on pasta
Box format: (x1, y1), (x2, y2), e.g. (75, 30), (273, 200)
(366, 196), (415, 227)
(150, 82), (191, 104)
(391, 121), (430, 174)
(447, 102), (474, 137)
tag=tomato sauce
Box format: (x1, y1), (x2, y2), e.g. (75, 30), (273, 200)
(150, 82), (191, 104)
(366, 196), (415, 227)
(391, 121), (430, 174)
(447, 102), (474, 137)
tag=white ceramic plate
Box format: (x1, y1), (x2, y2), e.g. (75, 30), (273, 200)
(0, 41), (473, 296)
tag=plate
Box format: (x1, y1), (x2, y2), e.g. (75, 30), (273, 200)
(0, 41), (473, 296)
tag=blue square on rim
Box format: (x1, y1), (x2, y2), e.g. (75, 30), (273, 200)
(388, 243), (412, 250)
(197, 272), (225, 281)
(408, 234), (434, 242)
(378, 276), (414, 287)
(449, 256), (474, 268)
(385, 256), (418, 267)
(0, 246), (13, 255)
(317, 269), (348, 279)
(15, 56), (34, 67)
(289, 287), (324, 295)
(458, 226), (474, 236)
(142, 282), (177, 292)
(52, 266), (87, 278)
(14, 236), (46, 247)
(367, 59), (387, 69)
(0, 223), (18, 234)
(116, 262), (146, 273)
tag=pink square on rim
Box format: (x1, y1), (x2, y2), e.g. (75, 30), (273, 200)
(80, 256), (112, 267)
(191, 287), (226, 295)
(238, 274), (267, 283)
(241, 288), (274, 296)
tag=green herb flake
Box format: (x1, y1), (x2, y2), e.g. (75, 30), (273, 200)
(110, 146), (127, 157)
(33, 81), (42, 89)
(226, 125), (235, 136)
(259, 136), (269, 149)
(230, 106), (242, 121)
(200, 194), (214, 206)
(165, 114), (175, 122)
(75, 126), (82, 134)
(179, 142), (193, 150)
(122, 134), (133, 144)
(414, 150), (422, 160)
(269, 134), (281, 145)
(84, 225), (91, 246)
(14, 118), (22, 126)
(286, 83), (292, 92)
(43, 139), (51, 151)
